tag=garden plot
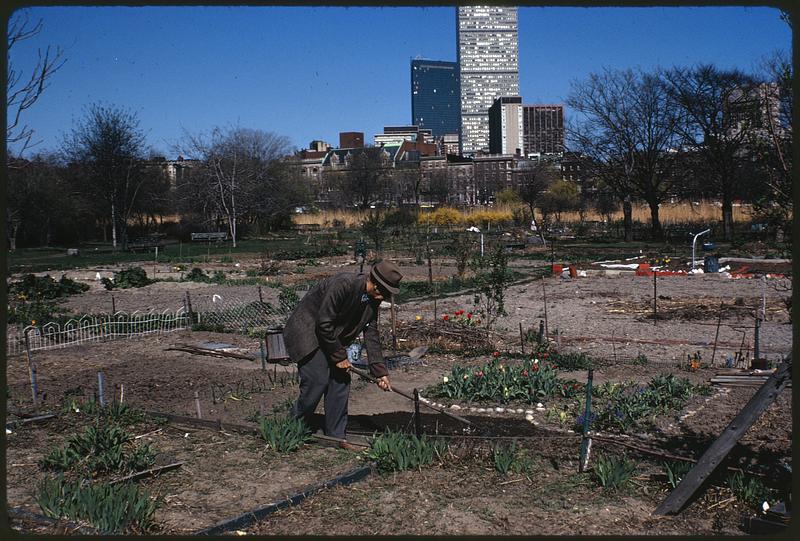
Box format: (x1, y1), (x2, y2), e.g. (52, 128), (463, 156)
(5, 262), (792, 535)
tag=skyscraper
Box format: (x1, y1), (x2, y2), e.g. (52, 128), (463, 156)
(488, 96), (523, 155)
(522, 105), (565, 156)
(457, 5), (519, 155)
(411, 59), (460, 138)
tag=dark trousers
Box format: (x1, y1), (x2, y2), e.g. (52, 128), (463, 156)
(291, 348), (351, 439)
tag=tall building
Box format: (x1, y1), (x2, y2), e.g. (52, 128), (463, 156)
(522, 105), (565, 156)
(411, 59), (460, 138)
(457, 5), (519, 155)
(488, 96), (523, 155)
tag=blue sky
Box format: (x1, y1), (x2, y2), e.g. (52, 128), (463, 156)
(7, 5), (791, 157)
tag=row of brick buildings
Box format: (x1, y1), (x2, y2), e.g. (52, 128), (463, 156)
(289, 129), (584, 208)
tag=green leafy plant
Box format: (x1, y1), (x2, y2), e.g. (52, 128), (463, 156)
(632, 353), (649, 366)
(431, 356), (581, 404)
(102, 267), (152, 290)
(552, 351), (594, 371)
(258, 416), (311, 453)
(491, 440), (533, 475)
(40, 422), (155, 477)
(36, 474), (161, 534)
(727, 472), (772, 508)
(663, 460), (693, 489)
(593, 452), (636, 491)
(470, 247), (511, 328)
(366, 429), (448, 473)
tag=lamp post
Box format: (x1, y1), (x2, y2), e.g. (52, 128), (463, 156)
(691, 228), (711, 270)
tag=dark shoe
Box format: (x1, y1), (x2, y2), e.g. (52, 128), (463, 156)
(338, 441), (363, 451)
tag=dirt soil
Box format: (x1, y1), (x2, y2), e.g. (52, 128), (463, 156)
(5, 260), (793, 535)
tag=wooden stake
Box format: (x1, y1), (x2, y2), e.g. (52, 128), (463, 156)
(711, 302), (724, 367)
(413, 388), (422, 438)
(119, 383), (124, 404)
(542, 277), (549, 339)
(611, 329), (617, 364)
(194, 391), (202, 419)
(111, 294), (116, 314)
(390, 295), (397, 352)
(24, 330), (39, 409)
(97, 372), (106, 407)
(653, 271), (657, 326)
(258, 286), (263, 304)
(260, 338), (267, 371)
(519, 322), (525, 354)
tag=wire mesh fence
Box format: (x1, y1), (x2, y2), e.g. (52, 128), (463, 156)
(6, 286), (306, 357)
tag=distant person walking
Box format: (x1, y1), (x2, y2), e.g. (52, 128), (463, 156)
(283, 261), (403, 448)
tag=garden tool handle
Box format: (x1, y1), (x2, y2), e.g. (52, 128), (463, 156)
(349, 366), (474, 427)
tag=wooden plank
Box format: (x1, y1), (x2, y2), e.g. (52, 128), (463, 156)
(653, 356), (791, 515)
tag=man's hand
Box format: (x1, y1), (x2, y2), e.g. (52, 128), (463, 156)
(335, 359), (352, 371)
(376, 376), (391, 392)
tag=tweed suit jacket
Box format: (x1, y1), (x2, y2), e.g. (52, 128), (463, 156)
(282, 272), (388, 378)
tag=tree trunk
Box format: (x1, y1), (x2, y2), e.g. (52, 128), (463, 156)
(721, 197), (734, 241)
(623, 196), (633, 242)
(111, 202), (118, 250)
(648, 200), (662, 240)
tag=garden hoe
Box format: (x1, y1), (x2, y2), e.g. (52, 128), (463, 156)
(349, 365), (476, 430)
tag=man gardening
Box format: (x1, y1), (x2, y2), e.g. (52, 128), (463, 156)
(283, 260), (403, 449)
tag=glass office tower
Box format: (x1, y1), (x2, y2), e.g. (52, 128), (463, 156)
(457, 5), (519, 155)
(411, 59), (460, 138)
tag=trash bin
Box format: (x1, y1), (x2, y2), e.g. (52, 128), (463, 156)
(704, 255), (719, 273)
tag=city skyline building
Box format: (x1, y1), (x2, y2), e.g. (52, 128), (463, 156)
(488, 96), (524, 155)
(411, 59), (460, 138)
(522, 104), (565, 156)
(457, 5), (519, 155)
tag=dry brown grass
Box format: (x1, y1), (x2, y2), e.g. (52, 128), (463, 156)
(292, 201), (752, 228)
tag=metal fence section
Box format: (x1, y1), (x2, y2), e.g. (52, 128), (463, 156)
(190, 291), (299, 334)
(6, 308), (191, 356)
(6, 286), (307, 357)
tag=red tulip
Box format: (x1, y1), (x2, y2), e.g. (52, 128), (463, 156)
(492, 351), (500, 357)
(466, 313), (472, 319)
(443, 314), (449, 321)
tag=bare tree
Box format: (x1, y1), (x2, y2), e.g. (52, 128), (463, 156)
(662, 64), (759, 240)
(567, 67), (683, 240)
(62, 103), (148, 249)
(749, 50), (792, 241)
(7, 11), (66, 157)
(176, 127), (295, 245)
(517, 158), (558, 240)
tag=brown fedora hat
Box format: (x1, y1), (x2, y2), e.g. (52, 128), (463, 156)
(370, 260), (403, 295)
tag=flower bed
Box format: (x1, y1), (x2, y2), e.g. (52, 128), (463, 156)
(428, 354), (582, 404)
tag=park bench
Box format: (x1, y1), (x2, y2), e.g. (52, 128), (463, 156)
(126, 236), (165, 253)
(190, 232), (228, 242)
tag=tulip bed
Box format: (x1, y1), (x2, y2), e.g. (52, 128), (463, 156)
(430, 354), (582, 404)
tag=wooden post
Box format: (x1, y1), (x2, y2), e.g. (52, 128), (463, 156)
(538, 320), (544, 344)
(413, 388), (422, 438)
(119, 383), (124, 404)
(578, 369), (594, 472)
(653, 270), (657, 326)
(711, 302), (724, 367)
(111, 294), (116, 314)
(258, 286), (263, 304)
(97, 372), (106, 407)
(185, 291), (194, 324)
(390, 295), (397, 352)
(754, 316), (760, 362)
(260, 338), (267, 372)
(194, 391), (202, 419)
(519, 321), (525, 354)
(611, 329), (617, 364)
(653, 356), (792, 515)
(24, 330), (39, 409)
(542, 278), (549, 339)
